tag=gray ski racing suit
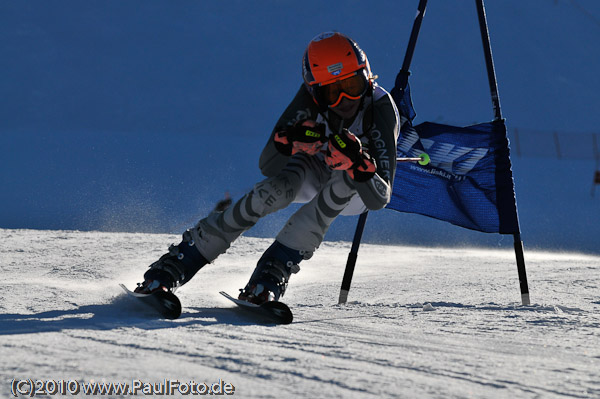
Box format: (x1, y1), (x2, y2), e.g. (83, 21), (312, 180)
(192, 83), (399, 262)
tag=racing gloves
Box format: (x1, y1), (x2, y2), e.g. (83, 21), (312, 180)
(273, 120), (376, 182)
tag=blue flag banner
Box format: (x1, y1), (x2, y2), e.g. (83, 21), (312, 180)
(388, 119), (520, 234)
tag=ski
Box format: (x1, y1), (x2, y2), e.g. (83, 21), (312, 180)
(219, 291), (293, 325)
(119, 284), (182, 320)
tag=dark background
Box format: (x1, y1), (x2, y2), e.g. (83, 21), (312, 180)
(1, 0), (599, 253)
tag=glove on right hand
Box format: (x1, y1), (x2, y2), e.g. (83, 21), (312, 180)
(325, 128), (376, 182)
(273, 119), (326, 156)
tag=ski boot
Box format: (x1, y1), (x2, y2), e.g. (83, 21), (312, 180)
(135, 195), (232, 294)
(135, 229), (209, 294)
(238, 241), (307, 304)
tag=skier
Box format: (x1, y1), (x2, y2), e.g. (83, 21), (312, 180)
(135, 31), (400, 304)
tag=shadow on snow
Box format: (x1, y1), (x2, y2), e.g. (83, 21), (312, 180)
(0, 294), (282, 336)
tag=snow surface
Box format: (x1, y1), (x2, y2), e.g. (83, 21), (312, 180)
(2, 228), (599, 398)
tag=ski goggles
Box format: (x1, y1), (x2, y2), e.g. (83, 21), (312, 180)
(316, 70), (369, 108)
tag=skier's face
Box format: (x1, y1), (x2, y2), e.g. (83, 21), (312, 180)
(330, 96), (362, 120)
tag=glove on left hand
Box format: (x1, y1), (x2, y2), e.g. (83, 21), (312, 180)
(325, 129), (376, 182)
(273, 119), (326, 156)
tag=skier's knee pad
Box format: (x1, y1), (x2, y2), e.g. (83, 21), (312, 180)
(250, 174), (298, 216)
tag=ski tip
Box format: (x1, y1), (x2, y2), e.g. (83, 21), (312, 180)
(220, 291), (293, 324)
(120, 282), (182, 319)
(262, 301), (293, 324)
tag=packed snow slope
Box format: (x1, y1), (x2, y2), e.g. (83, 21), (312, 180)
(1, 229), (599, 398)
(1, 1), (599, 253)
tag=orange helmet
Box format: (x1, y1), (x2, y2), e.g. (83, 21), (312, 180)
(302, 32), (373, 108)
